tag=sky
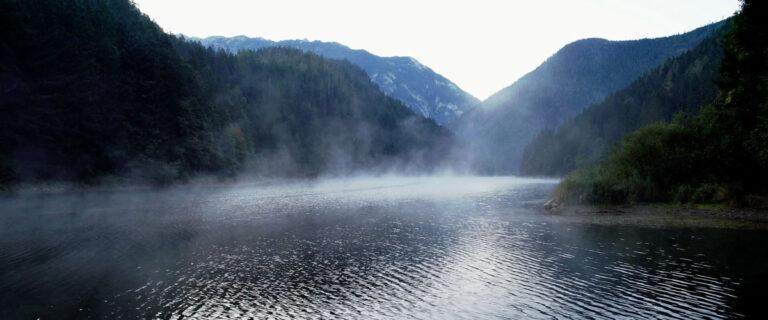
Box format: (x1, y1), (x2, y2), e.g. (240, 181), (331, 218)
(133, 0), (740, 100)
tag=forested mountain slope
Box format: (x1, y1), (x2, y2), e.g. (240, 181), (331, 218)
(198, 36), (479, 125)
(556, 0), (768, 205)
(521, 28), (727, 176)
(455, 21), (726, 174)
(0, 0), (450, 187)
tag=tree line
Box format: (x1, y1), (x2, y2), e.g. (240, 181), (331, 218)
(552, 0), (767, 206)
(0, 0), (451, 188)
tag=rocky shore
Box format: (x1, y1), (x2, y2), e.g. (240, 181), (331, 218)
(539, 203), (768, 230)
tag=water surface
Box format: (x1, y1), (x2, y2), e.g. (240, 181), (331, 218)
(1, 176), (766, 319)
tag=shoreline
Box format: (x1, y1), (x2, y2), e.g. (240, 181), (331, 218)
(540, 204), (768, 230)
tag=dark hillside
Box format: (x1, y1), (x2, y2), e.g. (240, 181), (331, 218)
(0, 0), (450, 187)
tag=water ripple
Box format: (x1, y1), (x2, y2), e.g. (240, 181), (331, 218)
(0, 177), (763, 319)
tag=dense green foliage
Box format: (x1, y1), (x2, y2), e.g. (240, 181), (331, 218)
(557, 0), (767, 205)
(454, 22), (724, 174)
(555, 121), (726, 204)
(521, 30), (727, 176)
(0, 0), (449, 186)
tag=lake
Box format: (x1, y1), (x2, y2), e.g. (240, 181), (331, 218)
(1, 176), (766, 319)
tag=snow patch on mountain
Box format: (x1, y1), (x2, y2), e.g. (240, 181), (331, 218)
(196, 36), (479, 125)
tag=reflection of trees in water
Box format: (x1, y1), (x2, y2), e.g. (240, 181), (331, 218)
(1, 181), (764, 319)
(524, 223), (762, 318)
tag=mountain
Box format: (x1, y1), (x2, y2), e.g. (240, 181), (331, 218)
(520, 28), (727, 176)
(555, 0), (767, 205)
(196, 36), (479, 125)
(454, 20), (727, 174)
(0, 0), (451, 187)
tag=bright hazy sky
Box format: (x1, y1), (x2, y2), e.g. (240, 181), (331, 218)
(133, 0), (739, 100)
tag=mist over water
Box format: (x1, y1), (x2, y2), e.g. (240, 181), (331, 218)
(1, 176), (765, 319)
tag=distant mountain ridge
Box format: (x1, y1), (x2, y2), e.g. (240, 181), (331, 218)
(0, 0), (452, 187)
(520, 28), (727, 176)
(552, 0), (768, 205)
(454, 20), (728, 174)
(195, 36), (479, 125)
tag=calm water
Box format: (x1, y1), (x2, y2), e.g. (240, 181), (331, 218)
(1, 176), (766, 319)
